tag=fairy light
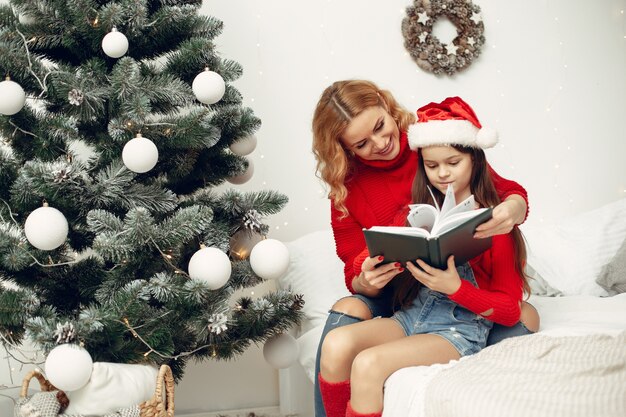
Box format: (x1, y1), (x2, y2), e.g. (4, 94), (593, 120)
(120, 316), (223, 360)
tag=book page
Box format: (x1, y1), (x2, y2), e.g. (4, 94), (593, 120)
(441, 194), (475, 220)
(407, 204), (438, 231)
(368, 226), (431, 238)
(427, 186), (440, 211)
(431, 207), (489, 236)
(438, 184), (457, 218)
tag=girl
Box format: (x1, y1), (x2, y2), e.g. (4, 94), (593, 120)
(311, 81), (538, 417)
(318, 97), (531, 417)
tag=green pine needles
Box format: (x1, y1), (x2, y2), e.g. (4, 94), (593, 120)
(0, 0), (302, 380)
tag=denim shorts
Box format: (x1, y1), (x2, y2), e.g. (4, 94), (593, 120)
(335, 286), (395, 319)
(391, 263), (493, 357)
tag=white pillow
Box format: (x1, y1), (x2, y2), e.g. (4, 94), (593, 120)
(278, 230), (350, 331)
(64, 362), (158, 415)
(296, 325), (324, 382)
(522, 198), (626, 297)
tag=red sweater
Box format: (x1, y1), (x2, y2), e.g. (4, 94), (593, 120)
(331, 132), (528, 321)
(450, 234), (523, 326)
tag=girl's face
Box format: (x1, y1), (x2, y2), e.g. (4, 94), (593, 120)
(340, 106), (400, 161)
(421, 146), (473, 202)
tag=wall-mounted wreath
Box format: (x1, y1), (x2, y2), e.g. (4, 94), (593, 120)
(402, 0), (486, 76)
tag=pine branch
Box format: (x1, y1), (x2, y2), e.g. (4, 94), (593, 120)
(155, 205), (213, 248)
(85, 161), (177, 213)
(91, 231), (137, 262)
(86, 209), (124, 234)
(0, 148), (19, 201)
(0, 223), (31, 271)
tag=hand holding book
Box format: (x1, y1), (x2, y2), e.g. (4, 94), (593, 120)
(406, 256), (463, 295)
(363, 185), (493, 269)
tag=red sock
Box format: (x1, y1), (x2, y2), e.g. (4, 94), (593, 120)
(318, 373), (351, 417)
(345, 401), (382, 417)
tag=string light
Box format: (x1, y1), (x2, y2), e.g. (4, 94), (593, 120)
(120, 317), (223, 360)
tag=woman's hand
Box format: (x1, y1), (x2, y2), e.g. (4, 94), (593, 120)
(405, 256), (461, 295)
(353, 256), (403, 295)
(474, 195), (527, 239)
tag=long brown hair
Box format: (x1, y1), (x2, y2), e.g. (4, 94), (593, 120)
(393, 145), (530, 308)
(311, 80), (415, 218)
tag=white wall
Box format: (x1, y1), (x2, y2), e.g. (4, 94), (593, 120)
(2, 0), (625, 413)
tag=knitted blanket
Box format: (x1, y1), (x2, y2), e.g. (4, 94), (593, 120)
(424, 332), (626, 417)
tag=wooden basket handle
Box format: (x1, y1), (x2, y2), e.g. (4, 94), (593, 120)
(154, 364), (175, 417)
(20, 370), (57, 398)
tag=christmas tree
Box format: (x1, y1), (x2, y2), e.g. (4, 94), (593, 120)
(0, 0), (302, 384)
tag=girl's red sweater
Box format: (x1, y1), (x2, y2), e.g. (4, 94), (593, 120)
(330, 131), (527, 325)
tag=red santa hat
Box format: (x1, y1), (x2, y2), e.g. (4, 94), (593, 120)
(408, 96), (498, 150)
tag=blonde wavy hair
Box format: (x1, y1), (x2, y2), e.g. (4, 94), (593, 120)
(312, 80), (416, 217)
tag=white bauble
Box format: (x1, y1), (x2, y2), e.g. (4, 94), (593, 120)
(263, 333), (299, 369)
(45, 344), (93, 392)
(122, 134), (158, 173)
(0, 79), (26, 116)
(226, 160), (254, 185)
(249, 238), (290, 280)
(24, 206), (69, 251)
(102, 28), (129, 58)
(229, 134), (257, 156)
(188, 247), (232, 290)
(18, 14), (36, 25)
(192, 70), (225, 105)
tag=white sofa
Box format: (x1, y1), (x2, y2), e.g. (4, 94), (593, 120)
(276, 198), (626, 417)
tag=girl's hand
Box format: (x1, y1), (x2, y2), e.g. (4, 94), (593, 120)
(405, 256), (461, 295)
(356, 256), (403, 291)
(474, 196), (526, 239)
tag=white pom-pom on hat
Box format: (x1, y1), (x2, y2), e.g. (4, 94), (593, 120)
(475, 126), (499, 149)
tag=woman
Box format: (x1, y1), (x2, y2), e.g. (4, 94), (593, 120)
(311, 81), (539, 417)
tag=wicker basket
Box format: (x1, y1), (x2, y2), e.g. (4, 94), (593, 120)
(20, 364), (175, 417)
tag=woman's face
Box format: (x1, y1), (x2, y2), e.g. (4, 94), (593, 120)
(421, 146), (473, 202)
(340, 106), (400, 161)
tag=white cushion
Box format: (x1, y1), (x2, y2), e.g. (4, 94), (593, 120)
(64, 362), (158, 415)
(296, 325), (324, 382)
(522, 198), (626, 296)
(278, 230), (350, 331)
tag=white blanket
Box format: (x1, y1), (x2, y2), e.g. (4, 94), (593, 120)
(425, 332), (626, 417)
(382, 293), (626, 417)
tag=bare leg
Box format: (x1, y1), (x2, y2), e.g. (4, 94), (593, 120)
(520, 301), (540, 332)
(330, 297), (375, 321)
(320, 318), (406, 382)
(350, 332), (460, 414)
(315, 297), (379, 417)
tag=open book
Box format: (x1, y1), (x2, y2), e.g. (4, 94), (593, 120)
(363, 185), (493, 269)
